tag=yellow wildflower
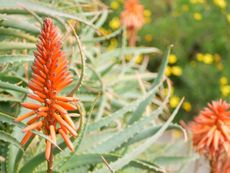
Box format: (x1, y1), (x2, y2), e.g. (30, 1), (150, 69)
(170, 96), (180, 108)
(109, 17), (121, 30)
(203, 54), (213, 64)
(221, 85), (230, 97)
(227, 14), (230, 23)
(135, 55), (143, 64)
(220, 76), (228, 86)
(183, 102), (192, 112)
(193, 12), (202, 21)
(125, 55), (143, 64)
(110, 1), (119, 10)
(169, 54), (177, 64)
(171, 66), (182, 76)
(165, 66), (171, 76)
(196, 53), (204, 61)
(144, 34), (153, 42)
(144, 9), (152, 17)
(213, 0), (226, 9)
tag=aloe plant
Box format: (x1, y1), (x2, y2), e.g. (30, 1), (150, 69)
(0, 0), (197, 173)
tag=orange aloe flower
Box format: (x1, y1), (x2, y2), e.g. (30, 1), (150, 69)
(120, 0), (144, 47)
(190, 99), (230, 172)
(190, 99), (230, 157)
(223, 157), (230, 173)
(208, 152), (230, 173)
(15, 18), (78, 160)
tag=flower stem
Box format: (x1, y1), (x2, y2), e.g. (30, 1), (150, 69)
(47, 145), (53, 173)
(210, 158), (218, 173)
(128, 29), (137, 47)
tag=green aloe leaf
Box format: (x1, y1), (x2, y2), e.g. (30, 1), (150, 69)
(0, 112), (25, 128)
(128, 46), (171, 124)
(94, 98), (184, 172)
(0, 27), (37, 42)
(0, 81), (29, 94)
(88, 47), (166, 132)
(100, 47), (161, 60)
(125, 124), (186, 147)
(60, 153), (163, 173)
(0, 0), (98, 31)
(0, 42), (35, 50)
(154, 155), (198, 166)
(0, 14), (40, 34)
(0, 55), (33, 64)
(87, 108), (164, 154)
(0, 131), (22, 149)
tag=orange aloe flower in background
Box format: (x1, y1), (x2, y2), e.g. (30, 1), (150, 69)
(15, 18), (78, 160)
(120, 0), (144, 47)
(190, 99), (230, 172)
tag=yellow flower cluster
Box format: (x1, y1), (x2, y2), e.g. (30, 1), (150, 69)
(170, 96), (180, 108)
(169, 54), (177, 64)
(193, 12), (202, 21)
(125, 54), (143, 64)
(169, 95), (192, 112)
(144, 34), (153, 42)
(196, 53), (213, 64)
(213, 0), (227, 9)
(110, 1), (120, 10)
(144, 9), (152, 24)
(164, 86), (191, 112)
(165, 54), (182, 77)
(196, 53), (224, 70)
(109, 17), (121, 30)
(183, 101), (192, 112)
(220, 76), (228, 85)
(220, 76), (230, 97)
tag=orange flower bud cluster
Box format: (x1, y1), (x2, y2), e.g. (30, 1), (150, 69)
(15, 18), (78, 160)
(120, 0), (144, 46)
(190, 100), (230, 172)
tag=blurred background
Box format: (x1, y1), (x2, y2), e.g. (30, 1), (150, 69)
(101, 0), (230, 121)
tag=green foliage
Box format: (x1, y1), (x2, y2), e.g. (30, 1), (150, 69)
(102, 0), (230, 120)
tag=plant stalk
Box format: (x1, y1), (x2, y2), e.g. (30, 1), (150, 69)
(210, 158), (218, 173)
(47, 145), (53, 173)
